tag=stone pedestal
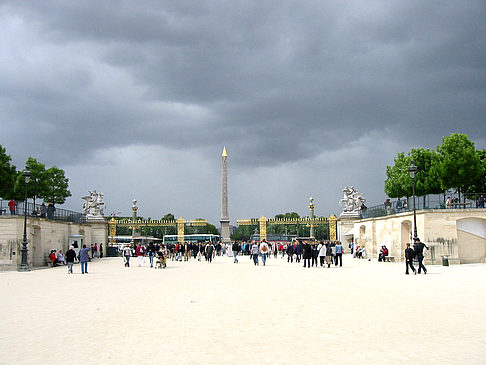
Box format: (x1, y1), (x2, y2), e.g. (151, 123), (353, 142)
(89, 220), (108, 250)
(339, 215), (359, 252)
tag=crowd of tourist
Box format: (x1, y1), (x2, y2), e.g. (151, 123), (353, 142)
(46, 236), (430, 277)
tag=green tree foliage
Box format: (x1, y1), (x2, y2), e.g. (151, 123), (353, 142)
(385, 149), (443, 198)
(465, 149), (486, 196)
(0, 145), (17, 199)
(14, 157), (48, 205)
(436, 133), (482, 196)
(384, 152), (411, 198)
(41, 166), (72, 204)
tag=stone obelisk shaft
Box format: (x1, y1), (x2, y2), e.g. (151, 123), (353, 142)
(220, 147), (231, 242)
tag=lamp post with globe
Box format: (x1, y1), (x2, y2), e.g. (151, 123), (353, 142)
(408, 161), (418, 239)
(19, 168), (32, 271)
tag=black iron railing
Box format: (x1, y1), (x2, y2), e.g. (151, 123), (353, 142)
(0, 199), (86, 223)
(360, 192), (485, 219)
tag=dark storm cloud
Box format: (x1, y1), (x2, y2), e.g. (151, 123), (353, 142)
(1, 0), (485, 169)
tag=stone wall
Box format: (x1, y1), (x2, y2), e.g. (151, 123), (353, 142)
(349, 209), (486, 264)
(0, 216), (107, 270)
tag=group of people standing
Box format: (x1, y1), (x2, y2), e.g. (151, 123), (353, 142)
(229, 240), (345, 268)
(121, 241), (221, 268)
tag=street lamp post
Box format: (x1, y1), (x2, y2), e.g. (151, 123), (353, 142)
(19, 168), (32, 271)
(408, 161), (418, 239)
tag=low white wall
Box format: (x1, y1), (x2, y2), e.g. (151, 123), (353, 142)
(0, 216), (107, 270)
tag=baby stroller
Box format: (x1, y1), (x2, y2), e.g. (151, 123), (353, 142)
(155, 252), (167, 269)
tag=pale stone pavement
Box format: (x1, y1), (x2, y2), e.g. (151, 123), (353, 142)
(1, 254), (485, 364)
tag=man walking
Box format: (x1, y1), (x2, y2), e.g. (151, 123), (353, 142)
(79, 244), (90, 274)
(413, 237), (428, 274)
(251, 241), (260, 265)
(405, 243), (416, 275)
(205, 241), (215, 263)
(259, 240), (269, 266)
(123, 245), (132, 267)
(286, 243), (294, 263)
(65, 246), (76, 274)
(232, 241), (240, 263)
(335, 241), (343, 267)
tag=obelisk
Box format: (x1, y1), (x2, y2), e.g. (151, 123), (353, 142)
(220, 146), (231, 243)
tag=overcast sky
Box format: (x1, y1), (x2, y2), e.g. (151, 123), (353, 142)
(1, 0), (485, 225)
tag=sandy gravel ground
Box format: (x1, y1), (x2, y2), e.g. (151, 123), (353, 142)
(1, 253), (485, 365)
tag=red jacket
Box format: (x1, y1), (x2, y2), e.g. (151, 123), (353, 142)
(136, 245), (145, 256)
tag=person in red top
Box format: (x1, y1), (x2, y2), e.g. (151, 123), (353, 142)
(8, 199), (17, 215)
(136, 244), (145, 267)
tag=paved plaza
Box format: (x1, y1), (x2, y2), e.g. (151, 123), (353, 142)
(1, 254), (485, 364)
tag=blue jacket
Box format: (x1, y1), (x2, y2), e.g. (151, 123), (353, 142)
(79, 248), (90, 262)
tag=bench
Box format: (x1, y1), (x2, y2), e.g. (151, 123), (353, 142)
(384, 256), (395, 262)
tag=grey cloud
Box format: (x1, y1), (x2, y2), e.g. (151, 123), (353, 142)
(1, 0), (485, 217)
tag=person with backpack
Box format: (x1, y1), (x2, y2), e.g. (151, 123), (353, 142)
(259, 240), (270, 266)
(325, 242), (334, 268)
(405, 243), (416, 275)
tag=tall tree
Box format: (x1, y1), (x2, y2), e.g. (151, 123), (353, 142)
(41, 166), (71, 204)
(436, 133), (482, 200)
(465, 149), (486, 196)
(384, 152), (412, 198)
(0, 145), (17, 199)
(14, 157), (48, 206)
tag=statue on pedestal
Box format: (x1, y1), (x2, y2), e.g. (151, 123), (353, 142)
(82, 190), (105, 220)
(339, 186), (366, 217)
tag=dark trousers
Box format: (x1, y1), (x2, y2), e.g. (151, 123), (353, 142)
(319, 256), (325, 266)
(335, 253), (342, 266)
(417, 255), (426, 273)
(406, 258), (415, 274)
(287, 254), (293, 263)
(303, 258), (310, 267)
(311, 257), (318, 267)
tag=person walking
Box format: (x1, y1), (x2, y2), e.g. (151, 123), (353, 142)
(205, 242), (215, 263)
(405, 243), (416, 275)
(302, 241), (311, 268)
(123, 245), (132, 267)
(326, 242), (333, 268)
(79, 244), (90, 274)
(232, 241), (240, 263)
(311, 243), (319, 267)
(259, 240), (270, 266)
(147, 242), (156, 267)
(286, 243), (294, 263)
(136, 244), (145, 267)
(65, 246), (76, 274)
(99, 243), (103, 258)
(335, 241), (343, 267)
(251, 241), (260, 265)
(318, 241), (326, 267)
(413, 237), (428, 274)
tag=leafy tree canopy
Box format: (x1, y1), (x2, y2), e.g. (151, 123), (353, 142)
(437, 133), (482, 194)
(0, 145), (17, 199)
